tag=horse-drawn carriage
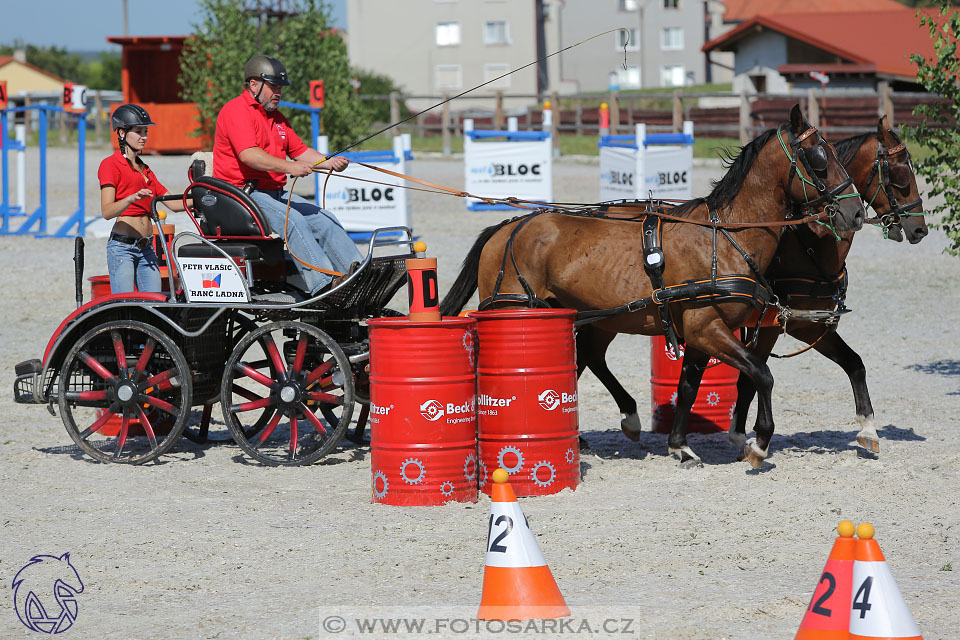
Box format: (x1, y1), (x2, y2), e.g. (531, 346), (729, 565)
(13, 160), (414, 466)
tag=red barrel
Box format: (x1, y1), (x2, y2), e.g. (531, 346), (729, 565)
(472, 309), (579, 497)
(88, 274), (173, 437)
(368, 316), (478, 506)
(650, 336), (738, 434)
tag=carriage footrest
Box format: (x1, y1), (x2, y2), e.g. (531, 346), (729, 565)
(14, 359), (42, 404)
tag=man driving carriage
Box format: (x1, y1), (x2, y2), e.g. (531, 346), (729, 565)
(212, 54), (362, 296)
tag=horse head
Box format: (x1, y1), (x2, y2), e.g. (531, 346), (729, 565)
(870, 116), (927, 243)
(785, 104), (865, 233)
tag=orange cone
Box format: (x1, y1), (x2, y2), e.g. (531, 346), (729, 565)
(849, 522), (922, 640)
(476, 468), (570, 621)
(795, 520), (857, 639)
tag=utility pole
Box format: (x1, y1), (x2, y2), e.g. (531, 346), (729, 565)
(123, 0), (129, 36)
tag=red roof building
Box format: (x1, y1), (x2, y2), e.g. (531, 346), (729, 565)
(703, 8), (938, 93)
(719, 0), (905, 23)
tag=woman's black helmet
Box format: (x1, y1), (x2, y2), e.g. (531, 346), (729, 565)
(111, 103), (156, 130)
(244, 55), (291, 86)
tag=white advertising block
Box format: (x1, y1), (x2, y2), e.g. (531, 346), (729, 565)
(598, 122), (694, 202)
(316, 136), (412, 235)
(464, 121), (553, 210)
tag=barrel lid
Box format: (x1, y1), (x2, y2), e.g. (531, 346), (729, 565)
(367, 316), (476, 329)
(469, 308), (576, 320)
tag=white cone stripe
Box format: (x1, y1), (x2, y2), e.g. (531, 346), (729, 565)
(484, 501), (547, 568)
(849, 560), (921, 636)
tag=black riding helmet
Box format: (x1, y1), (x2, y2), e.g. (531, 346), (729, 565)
(111, 103), (156, 131)
(244, 55), (291, 86)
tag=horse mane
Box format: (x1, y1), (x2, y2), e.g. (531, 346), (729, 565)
(834, 132), (877, 167)
(670, 127), (779, 217)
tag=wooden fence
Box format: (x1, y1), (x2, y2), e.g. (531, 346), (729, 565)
(363, 85), (954, 147)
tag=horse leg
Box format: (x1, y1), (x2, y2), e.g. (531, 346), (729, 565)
(576, 326), (642, 440)
(729, 327), (780, 451)
(798, 328), (878, 453)
(667, 347), (711, 468)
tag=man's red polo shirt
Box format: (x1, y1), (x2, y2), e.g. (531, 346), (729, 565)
(213, 92), (310, 191)
(97, 151), (169, 217)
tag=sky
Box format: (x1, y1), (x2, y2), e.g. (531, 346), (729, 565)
(0, 0), (347, 52)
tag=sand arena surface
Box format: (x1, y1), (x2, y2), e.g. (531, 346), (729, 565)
(0, 146), (957, 639)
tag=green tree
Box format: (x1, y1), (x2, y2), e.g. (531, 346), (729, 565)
(81, 51), (122, 91)
(353, 68), (411, 124)
(0, 41), (83, 82)
(178, 0), (368, 151)
(908, 2), (960, 255)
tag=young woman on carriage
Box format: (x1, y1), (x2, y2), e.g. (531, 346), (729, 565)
(98, 104), (190, 293)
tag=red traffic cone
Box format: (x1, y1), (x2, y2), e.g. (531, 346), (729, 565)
(795, 520), (856, 639)
(849, 522), (922, 640)
(476, 468), (570, 621)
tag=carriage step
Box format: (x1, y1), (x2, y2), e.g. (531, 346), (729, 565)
(251, 291), (311, 305)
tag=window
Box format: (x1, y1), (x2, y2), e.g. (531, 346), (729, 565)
(661, 65), (685, 87)
(436, 22), (460, 47)
(617, 28), (639, 52)
(663, 0), (679, 8)
(617, 66), (642, 88)
(619, 0), (638, 10)
(484, 21), (510, 45)
(661, 27), (683, 50)
(484, 63), (511, 88)
(435, 64), (462, 90)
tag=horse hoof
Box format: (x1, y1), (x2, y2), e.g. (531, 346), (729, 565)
(728, 431), (746, 448)
(670, 446), (703, 469)
(743, 438), (767, 469)
(856, 433), (880, 454)
(620, 413), (642, 442)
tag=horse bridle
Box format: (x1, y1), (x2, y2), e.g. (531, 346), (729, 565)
(862, 136), (924, 233)
(779, 125), (858, 222)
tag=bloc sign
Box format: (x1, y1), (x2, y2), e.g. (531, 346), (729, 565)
(178, 257), (250, 302)
(309, 80), (324, 109)
(0, 81), (7, 110)
(62, 84), (87, 111)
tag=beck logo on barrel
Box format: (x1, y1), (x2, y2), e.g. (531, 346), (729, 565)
(419, 399), (444, 421)
(538, 389), (577, 412)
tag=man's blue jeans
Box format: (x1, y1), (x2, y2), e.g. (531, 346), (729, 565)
(250, 190), (362, 295)
(107, 238), (162, 293)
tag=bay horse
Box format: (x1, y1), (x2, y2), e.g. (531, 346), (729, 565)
(441, 105), (866, 468)
(571, 116), (925, 459)
(728, 116), (926, 454)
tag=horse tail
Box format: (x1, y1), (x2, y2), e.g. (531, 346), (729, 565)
(440, 217), (518, 315)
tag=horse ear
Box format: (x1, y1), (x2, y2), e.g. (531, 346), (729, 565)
(59, 552), (70, 562)
(878, 115), (889, 133)
(790, 104), (805, 133)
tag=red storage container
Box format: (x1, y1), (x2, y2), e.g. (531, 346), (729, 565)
(368, 316), (478, 506)
(472, 309), (579, 497)
(650, 336), (738, 434)
(87, 272), (174, 437)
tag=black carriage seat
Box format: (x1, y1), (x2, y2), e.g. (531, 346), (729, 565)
(186, 175), (274, 238)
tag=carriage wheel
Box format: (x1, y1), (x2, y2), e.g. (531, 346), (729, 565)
(221, 321), (355, 466)
(57, 320), (192, 464)
(181, 314), (269, 444)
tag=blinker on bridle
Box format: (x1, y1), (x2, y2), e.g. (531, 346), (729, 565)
(778, 125), (859, 234)
(863, 136), (924, 236)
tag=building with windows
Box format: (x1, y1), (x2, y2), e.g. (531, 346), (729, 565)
(346, 0), (722, 109)
(347, 0), (559, 111)
(703, 4), (934, 94)
(557, 0), (712, 91)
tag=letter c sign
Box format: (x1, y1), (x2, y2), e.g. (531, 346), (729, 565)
(309, 80), (324, 109)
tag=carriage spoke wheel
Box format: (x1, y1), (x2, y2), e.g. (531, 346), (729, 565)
(221, 321), (354, 466)
(57, 320), (192, 464)
(181, 314), (268, 444)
